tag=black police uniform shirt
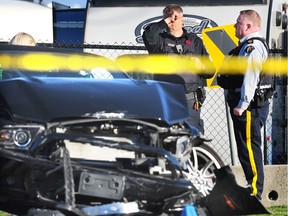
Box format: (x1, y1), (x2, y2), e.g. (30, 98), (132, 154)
(142, 19), (212, 93)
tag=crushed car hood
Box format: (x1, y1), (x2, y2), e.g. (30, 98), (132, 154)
(0, 77), (189, 125)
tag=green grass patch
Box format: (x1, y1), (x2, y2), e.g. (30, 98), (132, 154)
(244, 205), (288, 216)
(257, 205), (288, 216)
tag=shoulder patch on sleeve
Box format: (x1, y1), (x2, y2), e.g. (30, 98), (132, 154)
(246, 39), (254, 44)
(245, 45), (255, 53)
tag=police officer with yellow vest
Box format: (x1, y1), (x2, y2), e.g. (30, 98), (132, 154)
(218, 10), (273, 200)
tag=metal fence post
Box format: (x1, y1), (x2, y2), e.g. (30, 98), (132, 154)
(224, 90), (238, 165)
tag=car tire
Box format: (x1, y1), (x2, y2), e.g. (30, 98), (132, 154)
(183, 143), (225, 197)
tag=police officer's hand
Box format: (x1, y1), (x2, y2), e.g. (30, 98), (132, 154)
(233, 107), (245, 116)
(164, 12), (178, 25)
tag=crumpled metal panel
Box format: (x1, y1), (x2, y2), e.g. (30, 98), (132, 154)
(0, 78), (189, 125)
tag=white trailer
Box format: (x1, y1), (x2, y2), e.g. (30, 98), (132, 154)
(0, 0), (286, 49)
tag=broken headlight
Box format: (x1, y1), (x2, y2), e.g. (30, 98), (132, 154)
(0, 125), (44, 149)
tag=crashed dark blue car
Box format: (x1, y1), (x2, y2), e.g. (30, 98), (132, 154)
(0, 45), (268, 216)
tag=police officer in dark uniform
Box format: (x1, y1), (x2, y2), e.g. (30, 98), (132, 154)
(142, 4), (213, 134)
(218, 10), (273, 200)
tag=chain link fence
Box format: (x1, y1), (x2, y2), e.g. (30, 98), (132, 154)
(1, 40), (287, 165)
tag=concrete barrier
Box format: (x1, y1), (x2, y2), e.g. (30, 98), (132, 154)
(231, 165), (288, 207)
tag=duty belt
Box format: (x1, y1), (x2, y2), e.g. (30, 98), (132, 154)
(228, 84), (272, 93)
(186, 92), (197, 100)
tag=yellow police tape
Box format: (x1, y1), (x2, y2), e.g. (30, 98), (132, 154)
(115, 54), (287, 76)
(0, 53), (118, 72)
(0, 53), (287, 75)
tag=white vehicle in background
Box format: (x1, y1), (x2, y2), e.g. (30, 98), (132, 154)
(0, 0), (286, 49)
(84, 0), (287, 49)
(0, 0), (53, 43)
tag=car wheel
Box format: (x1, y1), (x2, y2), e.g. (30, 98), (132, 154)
(183, 143), (225, 197)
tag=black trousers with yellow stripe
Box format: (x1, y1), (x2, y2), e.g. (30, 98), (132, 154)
(228, 95), (269, 199)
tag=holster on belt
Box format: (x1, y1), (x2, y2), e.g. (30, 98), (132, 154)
(186, 88), (206, 110)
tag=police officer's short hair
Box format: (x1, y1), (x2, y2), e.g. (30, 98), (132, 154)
(163, 4), (183, 18)
(240, 9), (261, 27)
